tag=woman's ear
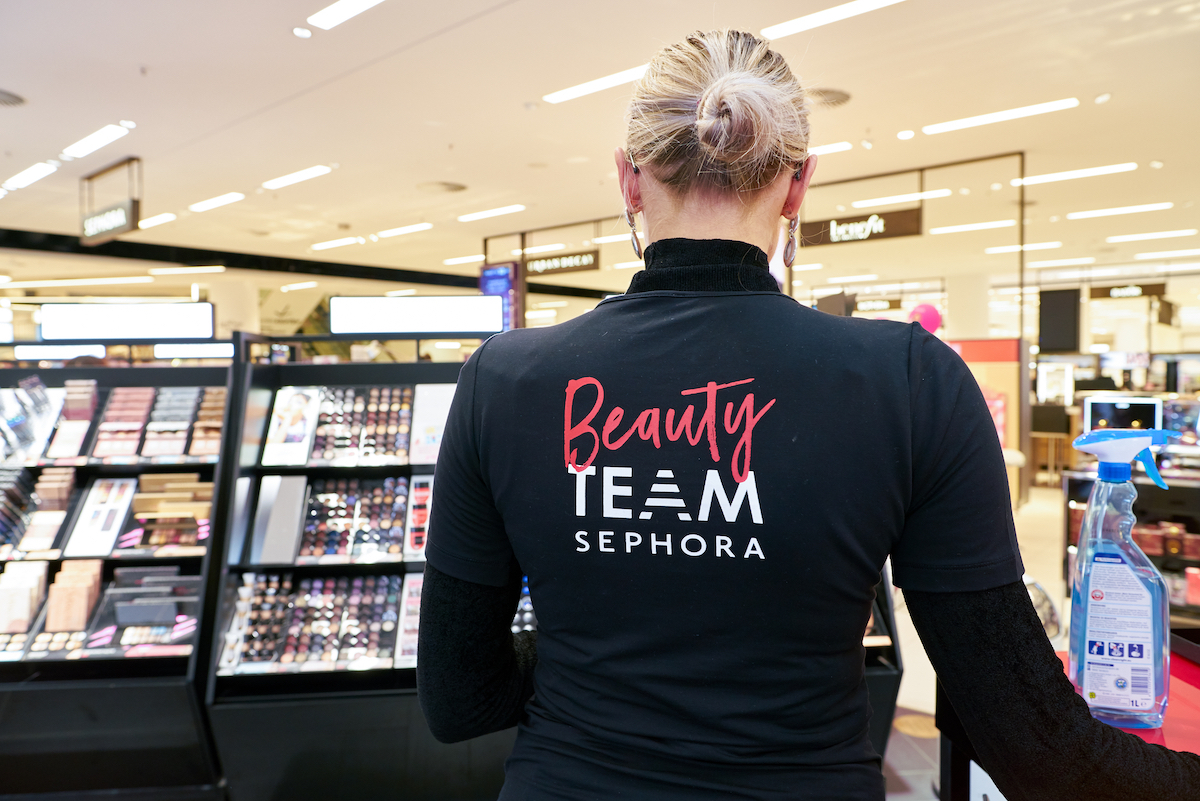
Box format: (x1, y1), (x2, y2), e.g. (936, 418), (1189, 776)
(614, 147), (643, 212)
(782, 154), (818, 218)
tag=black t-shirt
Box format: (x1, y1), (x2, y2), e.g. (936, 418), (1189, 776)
(427, 239), (1023, 800)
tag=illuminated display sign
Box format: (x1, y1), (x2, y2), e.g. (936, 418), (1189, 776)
(525, 250), (598, 275)
(328, 296), (504, 334)
(80, 199), (140, 246)
(801, 208), (921, 247)
(1090, 283), (1165, 299)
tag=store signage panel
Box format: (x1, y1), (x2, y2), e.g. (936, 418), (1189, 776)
(328, 296), (504, 334)
(855, 299), (901, 312)
(525, 250), (598, 275)
(40, 303), (214, 340)
(80, 199), (140, 246)
(801, 208), (921, 247)
(479, 263), (518, 331)
(1090, 283), (1165, 299)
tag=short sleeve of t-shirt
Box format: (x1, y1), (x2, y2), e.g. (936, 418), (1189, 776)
(890, 326), (1025, 592)
(424, 342), (515, 587)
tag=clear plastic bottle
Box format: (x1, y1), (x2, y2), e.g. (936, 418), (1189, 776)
(1068, 431), (1172, 729)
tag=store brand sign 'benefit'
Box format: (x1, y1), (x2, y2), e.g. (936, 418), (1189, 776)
(801, 208), (921, 247)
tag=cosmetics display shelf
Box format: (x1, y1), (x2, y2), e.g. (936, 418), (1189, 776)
(0, 364), (233, 797)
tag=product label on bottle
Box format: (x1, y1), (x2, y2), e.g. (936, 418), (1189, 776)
(1082, 553), (1155, 711)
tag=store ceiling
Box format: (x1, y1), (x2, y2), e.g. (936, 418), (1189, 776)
(0, 0), (1197, 301)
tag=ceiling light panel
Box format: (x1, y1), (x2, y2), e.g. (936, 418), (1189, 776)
(591, 232), (643, 244)
(793, 263), (823, 271)
(929, 220), (1016, 234)
(188, 192), (245, 212)
(3, 276), (155, 289)
(60, 124), (129, 159)
(138, 213), (176, 229)
(147, 265), (225, 275)
(262, 165), (331, 190)
(852, 188), (950, 209)
(1028, 257), (1096, 268)
(1066, 202), (1173, 220)
(922, 98), (1079, 135)
(312, 236), (364, 250)
(2, 162), (57, 190)
(984, 242), (1062, 254)
(377, 222), (432, 238)
(543, 65), (648, 104)
(1135, 248), (1200, 260)
(1106, 229), (1196, 243)
(1011, 162), (1137, 186)
(809, 142), (853, 156)
(828, 274), (878, 283)
(307, 0), (386, 30)
(513, 244), (565, 255)
(280, 281), (320, 292)
(444, 254), (485, 265)
(457, 204), (525, 222)
(762, 0), (909, 39)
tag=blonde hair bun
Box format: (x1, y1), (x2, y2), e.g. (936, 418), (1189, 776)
(626, 30), (809, 193)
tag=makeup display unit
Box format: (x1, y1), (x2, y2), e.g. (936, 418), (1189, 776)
(0, 361), (235, 799)
(205, 343), (514, 801)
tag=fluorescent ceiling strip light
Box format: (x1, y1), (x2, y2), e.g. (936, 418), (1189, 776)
(984, 242), (1062, 254)
(433, 341), (461, 349)
(2, 162), (57, 190)
(138, 213), (177, 229)
(543, 64), (648, 104)
(312, 236), (364, 250)
(852, 188), (951, 209)
(922, 98), (1079, 135)
(3, 276), (155, 289)
(60, 124), (129, 159)
(613, 261), (643, 270)
(188, 192), (245, 212)
(1066, 202), (1173, 219)
(6, 296), (191, 304)
(1107, 229), (1196, 243)
(828, 274), (878, 283)
(457, 204), (526, 222)
(262, 165), (331, 190)
(512, 243), (565, 256)
(385, 288), (417, 296)
(1028, 257), (1096, 268)
(1155, 262), (1200, 273)
(793, 263), (824, 271)
(148, 265), (225, 275)
(153, 343), (235, 359)
(929, 219), (1016, 234)
(591, 232), (643, 244)
(1011, 162), (1137, 186)
(307, 0), (386, 30)
(1135, 248), (1200, 260)
(377, 222), (432, 238)
(280, 281), (319, 292)
(444, 254), (485, 265)
(809, 142), (853, 156)
(762, 0), (909, 39)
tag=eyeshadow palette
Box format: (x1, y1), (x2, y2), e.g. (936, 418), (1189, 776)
(402, 474), (433, 562)
(217, 571), (402, 675)
(61, 478), (137, 558)
(91, 387), (155, 458)
(261, 385), (417, 467)
(111, 474), (213, 558)
(299, 477), (409, 563)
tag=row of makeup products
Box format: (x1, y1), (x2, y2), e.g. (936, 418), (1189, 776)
(260, 383), (454, 467)
(0, 561), (199, 660)
(1, 469), (213, 561)
(48, 384), (227, 460)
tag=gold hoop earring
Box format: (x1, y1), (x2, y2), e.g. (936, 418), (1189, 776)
(783, 217), (799, 268)
(625, 208), (643, 259)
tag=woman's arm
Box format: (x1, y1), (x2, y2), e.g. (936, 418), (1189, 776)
(905, 581), (1200, 801)
(417, 563), (538, 743)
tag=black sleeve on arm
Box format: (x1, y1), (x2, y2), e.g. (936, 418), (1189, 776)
(417, 563), (538, 744)
(905, 581), (1200, 801)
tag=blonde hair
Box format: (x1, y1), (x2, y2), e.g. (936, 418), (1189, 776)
(625, 30), (810, 194)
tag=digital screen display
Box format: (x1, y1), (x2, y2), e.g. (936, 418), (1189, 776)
(1083, 396), (1162, 431)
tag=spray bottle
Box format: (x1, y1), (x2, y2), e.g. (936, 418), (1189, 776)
(1069, 429), (1175, 728)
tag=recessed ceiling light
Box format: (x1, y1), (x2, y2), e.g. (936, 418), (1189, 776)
(1094, 93), (1111, 104)
(312, 236), (365, 250)
(896, 130), (915, 140)
(1135, 248), (1200, 260)
(385, 288), (417, 296)
(61, 124), (130, 159)
(262, 165), (331, 190)
(762, 0), (909, 39)
(542, 64), (648, 104)
(809, 142), (853, 156)
(293, 27), (313, 38)
(959, 188), (970, 195)
(377, 222), (432, 238)
(1011, 162), (1136, 186)
(280, 281), (319, 293)
(852, 188), (950, 209)
(922, 97), (1079, 135)
(591, 232), (643, 244)
(828, 274), (878, 283)
(138, 212), (177, 229)
(1028, 257), (1096, 268)
(307, 0), (386, 30)
(860, 139), (873, 150)
(1066, 202), (1173, 220)
(612, 261), (642, 269)
(2, 276), (155, 289)
(188, 192), (245, 212)
(791, 279), (804, 286)
(929, 219), (1016, 234)
(512, 243), (565, 255)
(148, 265), (226, 275)
(444, 254), (485, 265)
(2, 162), (57, 190)
(1106, 229), (1197, 243)
(457, 204), (525, 222)
(984, 242), (1062, 254)
(793, 263), (824, 271)
(1149, 161), (1164, 169)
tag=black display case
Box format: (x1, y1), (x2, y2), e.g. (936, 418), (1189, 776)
(204, 338), (513, 801)
(0, 360), (235, 799)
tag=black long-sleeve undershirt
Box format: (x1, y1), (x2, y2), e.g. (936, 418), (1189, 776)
(417, 564), (1200, 798)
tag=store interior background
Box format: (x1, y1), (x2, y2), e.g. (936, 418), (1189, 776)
(1, 0), (1199, 797)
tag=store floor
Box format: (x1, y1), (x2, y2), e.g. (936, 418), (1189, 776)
(883, 485), (1067, 798)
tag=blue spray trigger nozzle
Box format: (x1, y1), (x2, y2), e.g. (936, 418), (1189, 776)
(1136, 447), (1169, 490)
(1073, 428), (1180, 489)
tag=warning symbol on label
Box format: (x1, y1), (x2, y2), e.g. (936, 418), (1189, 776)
(1091, 589), (1105, 601)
